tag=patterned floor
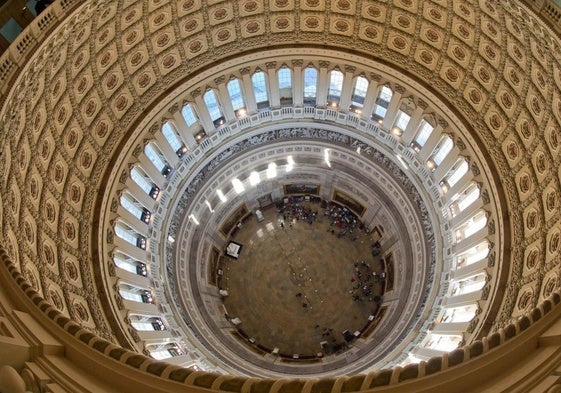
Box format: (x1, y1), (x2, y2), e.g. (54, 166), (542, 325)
(222, 201), (385, 357)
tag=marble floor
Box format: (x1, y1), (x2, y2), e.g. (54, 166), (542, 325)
(221, 201), (385, 358)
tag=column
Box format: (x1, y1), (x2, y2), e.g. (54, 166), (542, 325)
(116, 207), (148, 236)
(115, 268), (151, 288)
(113, 237), (146, 261)
(138, 155), (166, 187)
(338, 65), (355, 111)
(442, 290), (483, 307)
(381, 85), (404, 129)
(361, 73), (380, 121)
(443, 173), (474, 204)
(171, 110), (198, 149)
(292, 59), (304, 107)
(137, 330), (173, 342)
(240, 67), (257, 114)
(154, 131), (179, 167)
(453, 229), (489, 255)
(432, 322), (470, 334)
(316, 60), (330, 108)
(125, 179), (157, 208)
(450, 259), (488, 281)
(413, 346), (446, 360)
(123, 300), (160, 315)
(401, 105), (425, 145)
(417, 123), (444, 162)
(432, 147), (460, 183)
(215, 76), (236, 122)
(192, 91), (216, 134)
(266, 61), (280, 109)
(449, 199), (483, 228)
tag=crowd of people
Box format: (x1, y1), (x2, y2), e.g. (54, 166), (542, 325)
(349, 261), (384, 302)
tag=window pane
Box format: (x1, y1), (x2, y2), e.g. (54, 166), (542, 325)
(115, 224), (138, 246)
(447, 160), (469, 187)
(203, 90), (222, 121)
(395, 111), (411, 130)
(278, 68), (292, 89)
(351, 76), (368, 107)
(120, 195), (143, 220)
(114, 255), (139, 274)
(327, 70), (344, 102)
(131, 167), (153, 195)
(252, 72), (269, 104)
(304, 68), (318, 103)
(162, 122), (183, 152)
(373, 86), (392, 119)
(227, 79), (245, 111)
(432, 136), (453, 165)
(119, 289), (143, 302)
(181, 104), (197, 126)
(415, 120), (434, 147)
(145, 144), (167, 173)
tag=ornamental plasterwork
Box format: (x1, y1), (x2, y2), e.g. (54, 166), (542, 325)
(0, 0), (560, 347)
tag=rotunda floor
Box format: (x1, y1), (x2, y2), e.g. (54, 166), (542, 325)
(221, 201), (385, 358)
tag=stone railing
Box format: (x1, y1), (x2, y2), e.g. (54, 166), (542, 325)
(1, 244), (560, 392)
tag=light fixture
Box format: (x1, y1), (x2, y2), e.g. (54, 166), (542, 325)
(216, 189), (227, 202)
(392, 127), (403, 137)
(249, 171), (260, 185)
(426, 159), (435, 170)
(324, 149), (331, 168)
(232, 178), (245, 194)
(189, 214), (199, 225)
(267, 162), (277, 178)
(286, 156), (294, 172)
(205, 200), (214, 213)
(167, 235), (175, 243)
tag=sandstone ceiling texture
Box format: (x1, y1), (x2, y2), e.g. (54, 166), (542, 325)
(1, 0), (561, 382)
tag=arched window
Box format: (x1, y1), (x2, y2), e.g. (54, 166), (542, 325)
(429, 135), (453, 168)
(425, 333), (462, 351)
(120, 193), (151, 224)
(130, 166), (159, 199)
(327, 70), (344, 105)
(412, 120), (435, 151)
(440, 304), (478, 323)
(449, 183), (480, 217)
(145, 143), (172, 177)
(147, 343), (184, 360)
(393, 110), (411, 132)
(115, 221), (146, 249)
(451, 273), (486, 296)
(130, 315), (166, 331)
(455, 241), (489, 269)
(113, 251), (147, 276)
(372, 85), (392, 120)
(203, 90), (224, 126)
(118, 282), (153, 303)
(350, 76), (368, 112)
(181, 103), (197, 127)
(162, 121), (187, 158)
(278, 68), (293, 105)
(252, 71), (269, 109)
(227, 79), (246, 116)
(444, 159), (469, 188)
(455, 210), (487, 241)
(303, 67), (318, 106)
